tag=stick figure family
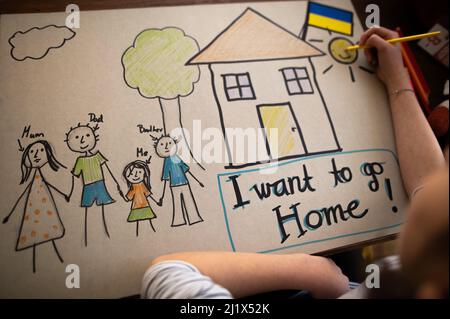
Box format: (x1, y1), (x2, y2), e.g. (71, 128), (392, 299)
(3, 123), (204, 272)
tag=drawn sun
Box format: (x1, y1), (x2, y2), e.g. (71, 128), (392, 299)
(309, 33), (374, 82)
(329, 37), (358, 64)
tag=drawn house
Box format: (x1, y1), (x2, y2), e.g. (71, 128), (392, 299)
(188, 8), (341, 168)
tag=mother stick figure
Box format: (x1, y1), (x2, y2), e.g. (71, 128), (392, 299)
(2, 140), (67, 273)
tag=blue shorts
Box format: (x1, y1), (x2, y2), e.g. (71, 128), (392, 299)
(81, 180), (114, 207)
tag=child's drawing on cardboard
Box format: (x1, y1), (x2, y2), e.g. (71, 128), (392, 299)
(3, 140), (67, 273)
(0, 1), (407, 297)
(121, 27), (205, 171)
(188, 8), (342, 168)
(120, 159), (159, 235)
(65, 123), (120, 247)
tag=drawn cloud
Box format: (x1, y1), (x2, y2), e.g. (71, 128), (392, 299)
(9, 25), (76, 61)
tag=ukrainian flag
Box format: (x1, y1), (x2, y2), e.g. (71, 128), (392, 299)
(307, 2), (353, 36)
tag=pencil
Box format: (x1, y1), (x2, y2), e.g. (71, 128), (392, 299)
(346, 31), (441, 51)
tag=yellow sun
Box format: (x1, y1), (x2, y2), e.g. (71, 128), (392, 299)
(328, 37), (358, 64)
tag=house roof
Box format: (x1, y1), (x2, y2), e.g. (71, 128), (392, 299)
(188, 8), (324, 65)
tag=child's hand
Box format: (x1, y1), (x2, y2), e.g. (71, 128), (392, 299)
(359, 26), (410, 91)
(306, 256), (350, 298)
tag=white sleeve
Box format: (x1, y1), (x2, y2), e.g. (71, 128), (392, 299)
(141, 260), (233, 299)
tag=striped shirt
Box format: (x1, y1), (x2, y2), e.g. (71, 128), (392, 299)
(141, 261), (233, 299)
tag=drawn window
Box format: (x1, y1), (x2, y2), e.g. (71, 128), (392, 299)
(222, 73), (256, 101)
(280, 67), (313, 95)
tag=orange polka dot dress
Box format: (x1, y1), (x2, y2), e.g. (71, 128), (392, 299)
(16, 170), (65, 251)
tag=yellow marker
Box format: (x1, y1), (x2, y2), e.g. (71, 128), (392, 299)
(346, 31), (441, 51)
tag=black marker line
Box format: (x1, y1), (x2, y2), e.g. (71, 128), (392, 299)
(224, 148), (343, 170)
(149, 219), (156, 232)
(52, 240), (64, 263)
(209, 64), (233, 166)
(323, 64), (334, 74)
(176, 97), (206, 171)
(349, 66), (355, 83)
(32, 244), (36, 273)
(187, 182), (203, 225)
(158, 98), (167, 135)
(188, 7), (325, 65)
(101, 204), (110, 238)
(17, 139), (24, 151)
(288, 101), (309, 154)
(309, 56), (342, 151)
(84, 207), (88, 247)
(256, 105), (273, 160)
(358, 65), (375, 74)
(9, 25), (76, 61)
(299, 1), (311, 40)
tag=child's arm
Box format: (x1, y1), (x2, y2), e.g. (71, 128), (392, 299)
(150, 252), (349, 299)
(359, 27), (445, 196)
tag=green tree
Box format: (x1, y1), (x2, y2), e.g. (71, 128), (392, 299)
(122, 27), (203, 168)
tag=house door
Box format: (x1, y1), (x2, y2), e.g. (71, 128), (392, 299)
(257, 103), (308, 160)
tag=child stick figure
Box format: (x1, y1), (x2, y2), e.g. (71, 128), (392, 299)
(3, 140), (68, 273)
(154, 135), (204, 227)
(65, 123), (120, 247)
(120, 160), (160, 236)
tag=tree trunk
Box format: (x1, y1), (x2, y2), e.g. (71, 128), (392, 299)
(158, 97), (205, 170)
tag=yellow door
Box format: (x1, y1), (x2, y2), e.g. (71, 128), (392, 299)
(257, 103), (307, 159)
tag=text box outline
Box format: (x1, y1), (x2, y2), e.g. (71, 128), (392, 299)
(216, 148), (404, 253)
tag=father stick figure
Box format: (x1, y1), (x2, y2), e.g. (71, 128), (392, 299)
(65, 123), (120, 246)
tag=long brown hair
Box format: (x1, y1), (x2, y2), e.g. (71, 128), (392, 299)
(20, 140), (65, 184)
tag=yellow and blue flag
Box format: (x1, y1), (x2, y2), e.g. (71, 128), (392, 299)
(307, 2), (353, 36)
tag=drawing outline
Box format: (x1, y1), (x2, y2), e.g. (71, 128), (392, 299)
(120, 160), (160, 236)
(154, 135), (204, 227)
(3, 140), (67, 273)
(65, 123), (120, 247)
(188, 7), (342, 168)
(8, 25), (76, 61)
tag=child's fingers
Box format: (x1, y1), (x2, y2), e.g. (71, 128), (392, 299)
(360, 26), (398, 45)
(364, 47), (373, 65)
(360, 26), (397, 44)
(365, 34), (393, 52)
